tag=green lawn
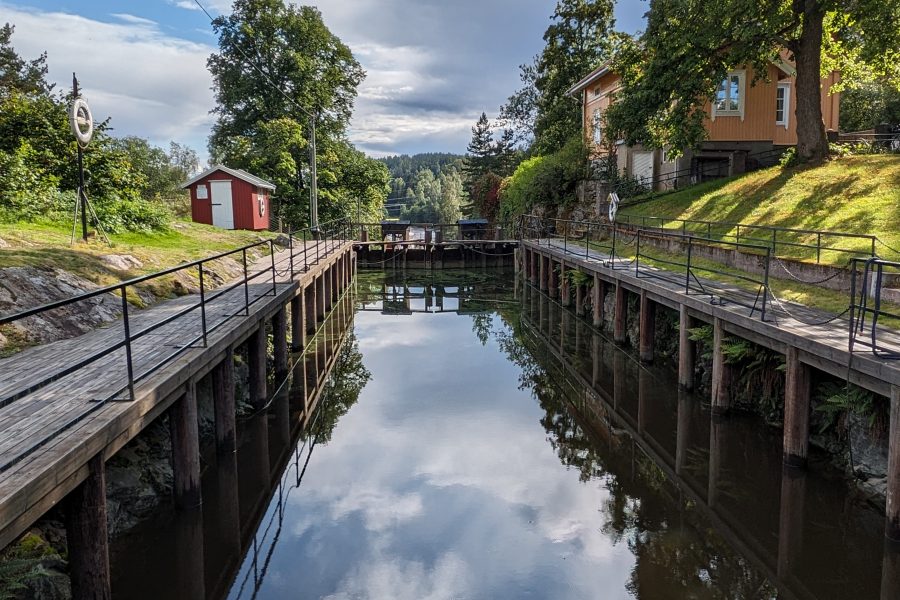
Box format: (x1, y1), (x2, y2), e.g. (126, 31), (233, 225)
(619, 156), (900, 265)
(0, 219), (273, 288)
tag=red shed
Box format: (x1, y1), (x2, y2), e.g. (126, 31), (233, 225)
(181, 165), (275, 231)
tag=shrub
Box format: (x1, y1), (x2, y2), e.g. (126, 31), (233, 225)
(499, 137), (588, 219)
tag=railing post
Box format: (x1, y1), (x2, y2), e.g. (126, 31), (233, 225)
(611, 226), (617, 265)
(269, 240), (277, 295)
(198, 263), (207, 347)
(120, 286), (135, 401)
(289, 227), (294, 279)
(849, 260), (858, 353)
(302, 230), (308, 271)
(872, 236), (877, 258)
(816, 232), (822, 264)
(685, 237), (693, 293)
(242, 248), (250, 315)
(635, 230), (641, 276)
(772, 229), (777, 253)
(585, 223), (590, 258)
(736, 224), (741, 245)
(762, 247), (771, 322)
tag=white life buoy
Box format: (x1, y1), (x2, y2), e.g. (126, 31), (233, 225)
(69, 98), (94, 147)
(607, 192), (620, 223)
(259, 196), (266, 217)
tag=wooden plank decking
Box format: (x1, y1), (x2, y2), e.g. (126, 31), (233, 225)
(0, 239), (353, 549)
(526, 239), (900, 397)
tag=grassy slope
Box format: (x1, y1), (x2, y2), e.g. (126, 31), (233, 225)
(620, 156), (900, 263)
(0, 220), (272, 288)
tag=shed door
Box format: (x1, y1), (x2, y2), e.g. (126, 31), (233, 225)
(632, 151), (655, 186)
(210, 180), (234, 229)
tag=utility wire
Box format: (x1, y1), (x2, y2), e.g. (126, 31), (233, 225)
(192, 0), (315, 120)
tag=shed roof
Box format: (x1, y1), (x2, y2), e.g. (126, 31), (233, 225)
(181, 165), (276, 191)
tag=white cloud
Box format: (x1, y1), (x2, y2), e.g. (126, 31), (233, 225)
(324, 553), (472, 600)
(4, 5), (215, 158)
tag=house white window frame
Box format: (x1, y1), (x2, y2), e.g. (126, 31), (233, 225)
(592, 85), (602, 98)
(591, 108), (603, 144)
(775, 81), (791, 129)
(711, 69), (746, 121)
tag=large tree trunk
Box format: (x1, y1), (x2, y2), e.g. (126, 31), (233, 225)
(793, 0), (829, 163)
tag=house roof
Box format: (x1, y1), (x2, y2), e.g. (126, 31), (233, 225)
(180, 165), (276, 191)
(565, 62), (612, 97)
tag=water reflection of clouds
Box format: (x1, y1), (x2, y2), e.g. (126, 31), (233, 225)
(264, 311), (634, 599)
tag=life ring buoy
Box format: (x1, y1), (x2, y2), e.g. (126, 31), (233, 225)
(607, 192), (620, 223)
(258, 196), (266, 217)
(69, 98), (94, 146)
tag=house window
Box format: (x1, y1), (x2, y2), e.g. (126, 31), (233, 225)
(592, 86), (602, 98)
(713, 70), (745, 119)
(196, 184), (208, 200)
(592, 109), (603, 144)
(776, 82), (791, 128)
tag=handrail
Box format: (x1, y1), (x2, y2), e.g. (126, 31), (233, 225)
(614, 214), (878, 264)
(0, 217), (353, 414)
(849, 257), (900, 360)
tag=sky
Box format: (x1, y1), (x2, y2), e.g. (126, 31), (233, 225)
(0, 0), (648, 160)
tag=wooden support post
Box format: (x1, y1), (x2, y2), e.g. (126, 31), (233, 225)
(316, 273), (326, 321)
(173, 505), (205, 600)
(305, 283), (316, 334)
(887, 385), (900, 541)
(777, 466), (807, 580)
(530, 250), (538, 285)
(614, 283), (626, 344)
(612, 351), (625, 410)
(291, 296), (304, 352)
(783, 346), (811, 467)
(592, 275), (603, 327)
(549, 260), (559, 298)
(711, 318), (731, 415)
(212, 350), (236, 455)
(560, 265), (571, 307)
(539, 254), (548, 291)
(170, 383), (202, 510)
(332, 261), (339, 301)
(678, 305), (694, 390)
(638, 368), (649, 434)
(66, 454), (111, 600)
(591, 331), (601, 388)
(273, 306), (288, 377)
(248, 325), (267, 409)
(575, 283), (585, 317)
(639, 290), (655, 363)
(324, 267), (333, 312)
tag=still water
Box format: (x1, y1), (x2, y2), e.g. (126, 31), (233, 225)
(111, 270), (896, 599)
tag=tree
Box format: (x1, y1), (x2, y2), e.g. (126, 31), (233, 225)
(531, 0), (615, 155)
(112, 137), (200, 199)
(498, 60), (539, 147)
(0, 23), (51, 97)
(465, 112), (495, 182)
(605, 0), (900, 163)
(840, 80), (900, 132)
(207, 0), (375, 226)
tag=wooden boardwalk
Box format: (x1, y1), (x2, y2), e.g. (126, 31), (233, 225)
(530, 239), (900, 396)
(0, 239), (353, 552)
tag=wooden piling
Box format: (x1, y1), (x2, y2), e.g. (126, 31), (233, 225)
(65, 454), (111, 600)
(675, 390), (689, 476)
(639, 290), (655, 363)
(882, 539), (900, 600)
(887, 385), (900, 541)
(316, 274), (326, 321)
(324, 267), (333, 311)
(549, 260), (559, 299)
(614, 283), (626, 344)
(247, 325), (267, 409)
(678, 306), (694, 390)
(272, 306), (288, 377)
(592, 275), (604, 327)
(708, 415), (724, 508)
(560, 265), (571, 307)
(170, 383), (202, 510)
(783, 347), (811, 467)
(291, 296), (304, 352)
(711, 318), (731, 415)
(575, 283), (585, 317)
(304, 283), (316, 335)
(539, 254), (548, 291)
(212, 350), (236, 455)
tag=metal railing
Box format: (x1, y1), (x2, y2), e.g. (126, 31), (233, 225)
(849, 258), (900, 359)
(353, 221), (518, 243)
(521, 214), (772, 320)
(0, 217), (352, 413)
(615, 214), (877, 264)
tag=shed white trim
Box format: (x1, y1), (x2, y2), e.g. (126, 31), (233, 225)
(181, 165), (276, 191)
